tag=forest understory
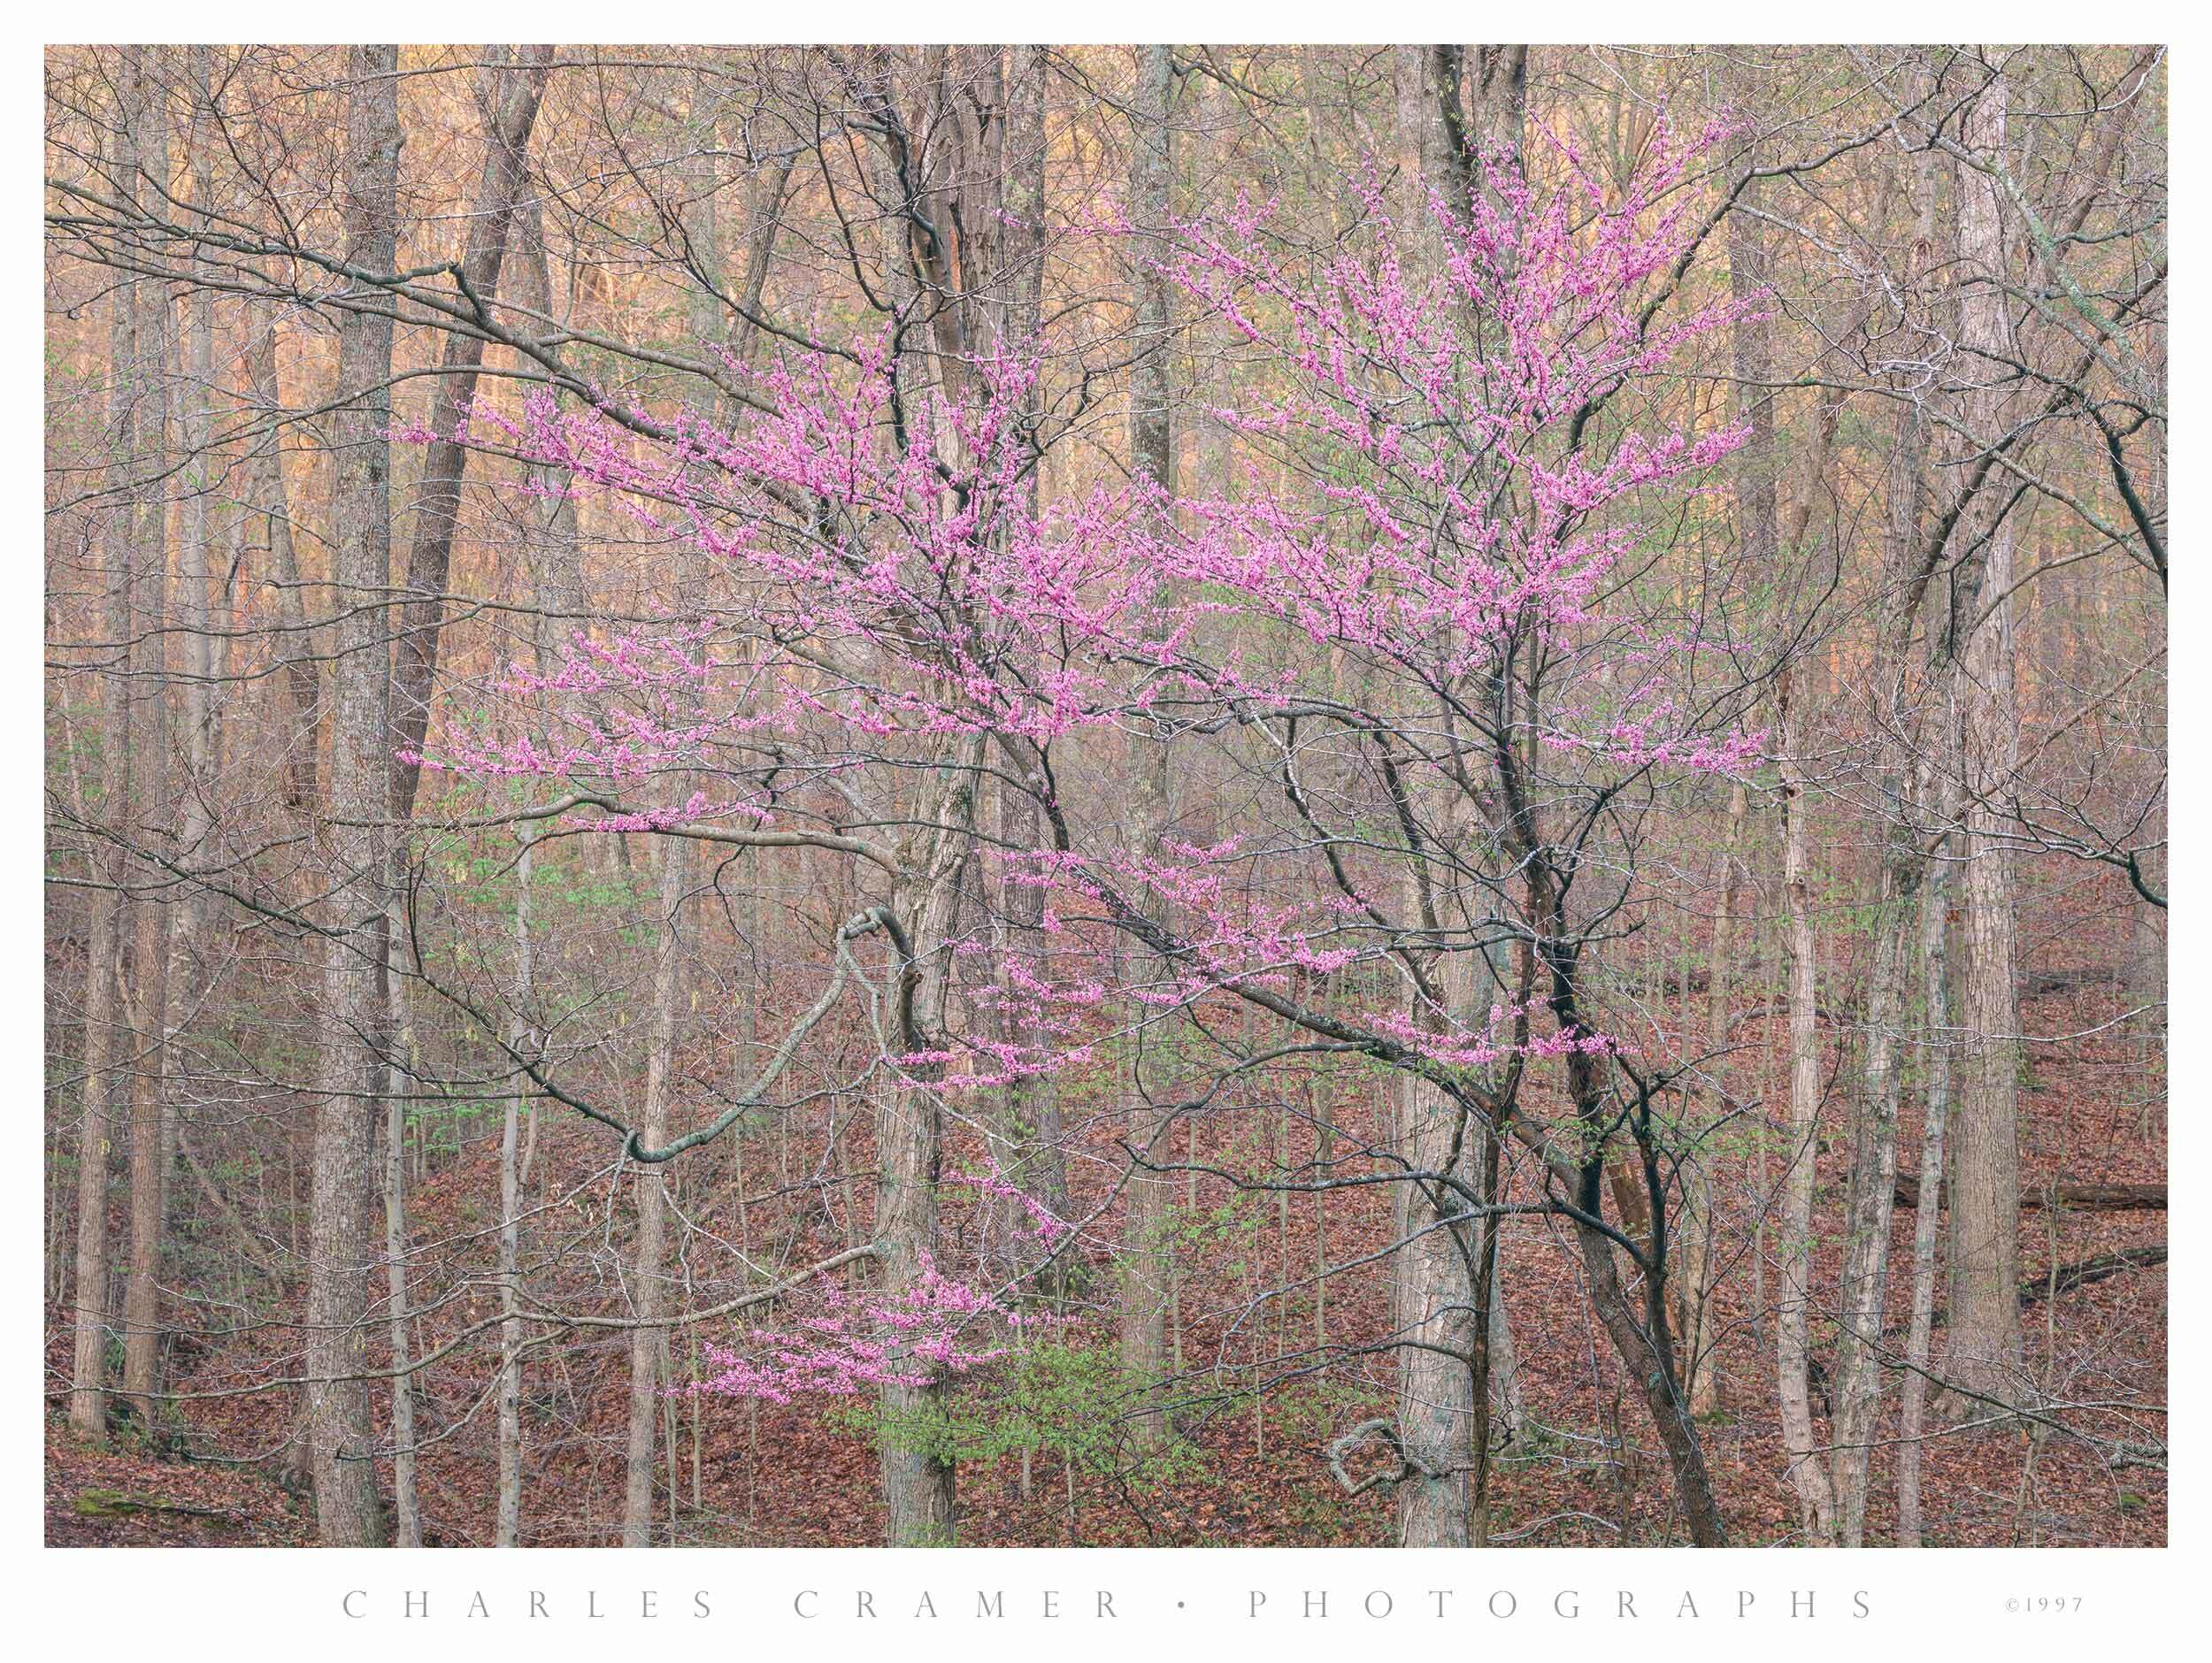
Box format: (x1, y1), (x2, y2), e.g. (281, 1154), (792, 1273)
(46, 942), (2167, 1549)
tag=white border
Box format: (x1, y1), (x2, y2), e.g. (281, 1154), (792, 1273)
(12, 12), (2193, 1658)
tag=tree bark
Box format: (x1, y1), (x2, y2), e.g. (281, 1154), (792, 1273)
(1775, 665), (1838, 1545)
(1946, 68), (2025, 1409)
(1117, 41), (1179, 1456)
(1830, 147), (1939, 1538)
(119, 47), (174, 1431)
(1127, 43), (1177, 495)
(305, 42), (402, 1548)
(1392, 976), (1476, 1547)
(877, 738), (981, 1545)
(381, 904), (420, 1545)
(624, 835), (691, 1545)
(493, 825), (530, 1548)
(68, 87), (144, 1441)
(245, 325), (320, 814)
(388, 44), (550, 825)
(1679, 779), (1745, 1420)
(990, 46), (1073, 1264)
(1898, 763), (1955, 1544)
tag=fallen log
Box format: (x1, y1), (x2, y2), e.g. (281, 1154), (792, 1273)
(1894, 1174), (2166, 1212)
(1886, 1244), (2166, 1338)
(73, 1488), (236, 1523)
(2020, 1245), (2168, 1308)
(2024, 966), (2119, 997)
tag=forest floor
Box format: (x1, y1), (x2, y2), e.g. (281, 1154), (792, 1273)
(45, 1425), (312, 1547)
(47, 964), (2167, 1549)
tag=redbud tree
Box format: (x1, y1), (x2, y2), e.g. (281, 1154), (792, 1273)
(414, 113), (1759, 1546)
(1079, 113), (1762, 1544)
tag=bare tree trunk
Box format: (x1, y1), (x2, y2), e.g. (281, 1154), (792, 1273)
(246, 325), (320, 812)
(1946, 69), (2024, 1410)
(990, 45), (1072, 1267)
(877, 739), (981, 1545)
(1898, 759), (1955, 1544)
(1679, 184), (1778, 1437)
(1680, 780), (1745, 1420)
(1117, 40), (1179, 1457)
(1557, 984), (1729, 1545)
(388, 45), (549, 826)
(305, 42), (401, 1548)
(68, 786), (125, 1437)
(127, 50), (225, 1437)
(494, 826), (530, 1549)
(1128, 42), (1176, 495)
(1518, 838), (1724, 1540)
(624, 835), (691, 1545)
(1776, 666), (1837, 1545)
(489, 217), (580, 1545)
(1473, 45), (1530, 165)
(119, 50), (174, 1430)
(1830, 140), (1939, 1541)
(2126, 855), (2165, 1008)
(381, 904), (420, 1545)
(1486, 1261), (1523, 1442)
(1393, 1000), (1474, 1547)
(1829, 832), (1916, 1544)
(69, 88), (146, 1441)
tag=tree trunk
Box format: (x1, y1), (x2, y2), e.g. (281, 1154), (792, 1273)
(305, 42), (402, 1548)
(1829, 832), (1916, 1543)
(990, 46), (1072, 1267)
(246, 318), (328, 1430)
(1534, 864), (1726, 1544)
(381, 904), (420, 1546)
(1831, 139), (1939, 1539)
(494, 825), (530, 1548)
(68, 819), (125, 1437)
(388, 45), (549, 825)
(624, 835), (691, 1545)
(1127, 42), (1176, 494)
(246, 324), (321, 813)
(877, 738), (981, 1545)
(1946, 69), (2025, 1410)
(1389, 916), (1478, 1539)
(119, 49), (174, 1431)
(128, 50), (225, 1434)
(1776, 666), (1837, 1544)
(1393, 1034), (1475, 1546)
(69, 85), (148, 1442)
(1117, 40), (1179, 1456)
(1898, 766), (1955, 1544)
(1679, 779), (1745, 1419)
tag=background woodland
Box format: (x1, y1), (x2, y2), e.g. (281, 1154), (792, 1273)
(42, 42), (2167, 1549)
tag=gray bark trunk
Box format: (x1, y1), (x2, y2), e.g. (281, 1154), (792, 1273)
(68, 93), (144, 1439)
(1776, 666), (1837, 1544)
(623, 836), (691, 1544)
(119, 47), (174, 1429)
(494, 825), (529, 1548)
(1392, 977), (1475, 1547)
(1897, 758), (1955, 1544)
(1680, 780), (1746, 1420)
(245, 325), (320, 813)
(878, 739), (982, 1544)
(1946, 70), (2025, 1409)
(1830, 140), (1939, 1541)
(1117, 41), (1179, 1455)
(306, 42), (402, 1548)
(388, 44), (549, 825)
(381, 905), (420, 1545)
